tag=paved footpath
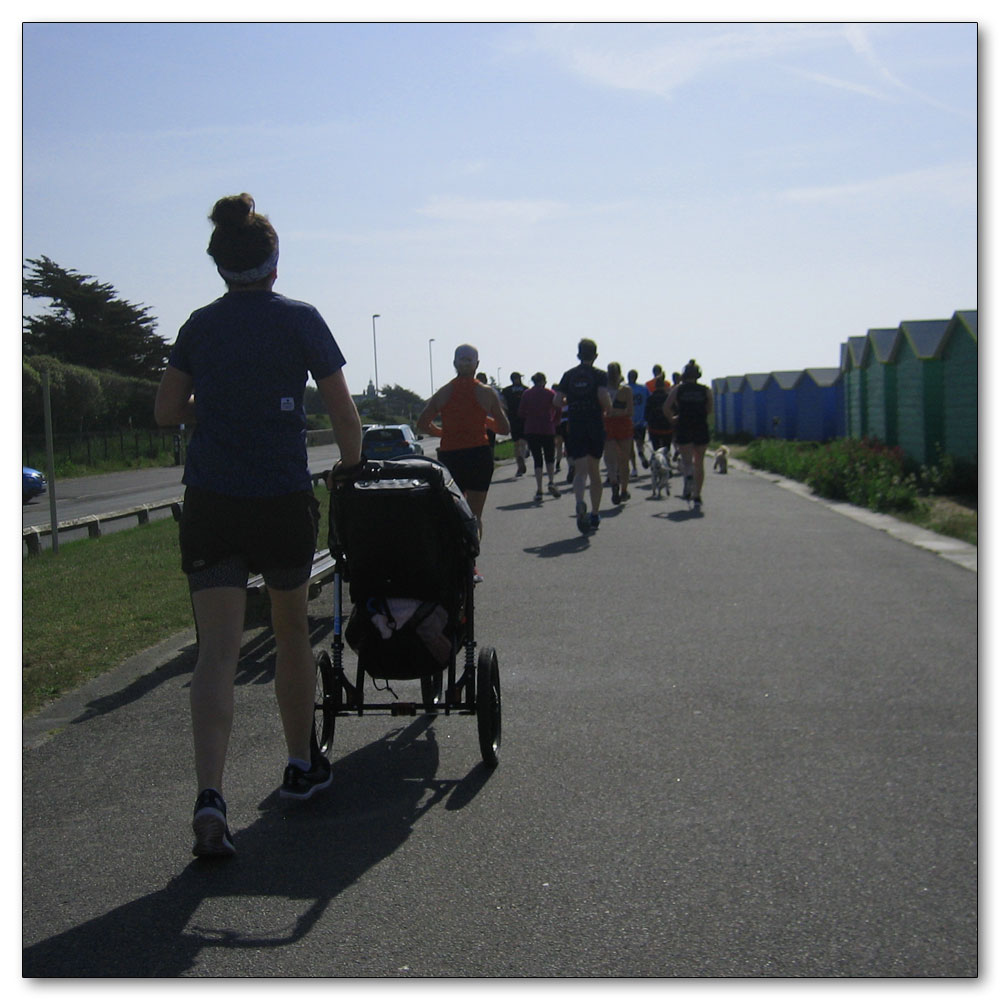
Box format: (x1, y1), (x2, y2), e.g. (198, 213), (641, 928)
(22, 458), (978, 977)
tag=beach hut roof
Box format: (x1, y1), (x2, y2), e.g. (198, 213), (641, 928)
(900, 318), (949, 359)
(868, 328), (902, 364)
(805, 368), (842, 387)
(949, 309), (978, 340)
(770, 370), (804, 390)
(845, 335), (870, 368)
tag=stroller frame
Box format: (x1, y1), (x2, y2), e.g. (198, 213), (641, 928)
(313, 458), (501, 768)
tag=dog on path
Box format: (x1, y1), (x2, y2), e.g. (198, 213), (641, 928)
(713, 446), (729, 474)
(649, 447), (672, 499)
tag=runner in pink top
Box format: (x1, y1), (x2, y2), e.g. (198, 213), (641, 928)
(517, 372), (561, 501)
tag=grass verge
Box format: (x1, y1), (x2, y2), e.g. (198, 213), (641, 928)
(22, 487), (334, 718)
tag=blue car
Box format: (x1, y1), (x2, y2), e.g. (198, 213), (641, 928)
(23, 466), (47, 504)
(361, 425), (425, 460)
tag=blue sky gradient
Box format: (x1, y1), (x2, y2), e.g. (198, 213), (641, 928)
(22, 20), (977, 397)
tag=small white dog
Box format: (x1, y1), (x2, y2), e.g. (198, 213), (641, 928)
(649, 447), (672, 499)
(714, 446), (729, 474)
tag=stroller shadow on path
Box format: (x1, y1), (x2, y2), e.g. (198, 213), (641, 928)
(23, 716), (494, 977)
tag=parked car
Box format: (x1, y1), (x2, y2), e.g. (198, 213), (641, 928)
(361, 424), (425, 460)
(23, 466), (47, 504)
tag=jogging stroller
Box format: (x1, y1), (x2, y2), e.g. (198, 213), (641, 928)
(313, 456), (502, 767)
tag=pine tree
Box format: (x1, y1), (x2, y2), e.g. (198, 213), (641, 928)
(23, 256), (170, 379)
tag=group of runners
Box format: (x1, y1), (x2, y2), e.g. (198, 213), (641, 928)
(418, 338), (714, 541)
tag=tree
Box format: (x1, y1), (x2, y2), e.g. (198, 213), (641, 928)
(356, 383), (428, 427)
(23, 256), (170, 380)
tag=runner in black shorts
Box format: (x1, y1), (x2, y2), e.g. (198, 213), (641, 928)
(553, 338), (612, 534)
(665, 358), (713, 508)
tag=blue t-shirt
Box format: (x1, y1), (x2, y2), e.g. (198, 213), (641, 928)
(628, 381), (650, 427)
(169, 290), (346, 497)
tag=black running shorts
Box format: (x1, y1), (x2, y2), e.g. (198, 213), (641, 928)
(438, 445), (495, 494)
(566, 416), (606, 460)
(179, 486), (319, 592)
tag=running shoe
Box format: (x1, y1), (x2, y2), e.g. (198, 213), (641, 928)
(280, 754), (333, 800)
(473, 567), (484, 584)
(192, 788), (235, 858)
(620, 490), (630, 502)
(589, 512), (601, 530)
(534, 490), (543, 502)
(611, 484), (621, 504)
(547, 483), (560, 498)
(576, 501), (589, 534)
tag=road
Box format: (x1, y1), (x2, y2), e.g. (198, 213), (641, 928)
(21, 443), (345, 548)
(22, 457), (978, 977)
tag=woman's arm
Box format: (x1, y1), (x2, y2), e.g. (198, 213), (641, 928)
(663, 385), (679, 425)
(416, 384), (451, 437)
(317, 369), (362, 466)
(480, 384), (510, 436)
(154, 365), (196, 426)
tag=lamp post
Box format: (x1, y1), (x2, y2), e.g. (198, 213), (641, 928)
(428, 337), (436, 395)
(371, 314), (380, 394)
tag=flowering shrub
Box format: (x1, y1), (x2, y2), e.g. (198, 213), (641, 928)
(744, 437), (918, 513)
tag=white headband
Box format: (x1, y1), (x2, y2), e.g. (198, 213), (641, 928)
(217, 246), (279, 285)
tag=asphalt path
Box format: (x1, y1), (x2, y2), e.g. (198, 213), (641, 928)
(22, 456), (978, 978)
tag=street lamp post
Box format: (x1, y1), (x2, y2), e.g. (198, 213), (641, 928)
(371, 314), (381, 394)
(428, 337), (435, 395)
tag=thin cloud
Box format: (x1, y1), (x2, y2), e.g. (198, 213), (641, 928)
(511, 22), (970, 116)
(513, 23), (857, 99)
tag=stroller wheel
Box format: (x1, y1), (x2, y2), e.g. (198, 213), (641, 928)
(476, 646), (501, 768)
(313, 649), (339, 755)
(421, 670), (444, 713)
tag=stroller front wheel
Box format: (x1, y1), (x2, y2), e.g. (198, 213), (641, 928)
(313, 649), (339, 755)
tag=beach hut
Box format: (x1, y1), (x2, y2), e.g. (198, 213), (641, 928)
(841, 336), (870, 439)
(740, 373), (770, 438)
(862, 327), (902, 447)
(763, 371), (802, 439)
(725, 375), (746, 437)
(711, 378), (729, 435)
(940, 309), (978, 467)
(800, 368), (844, 442)
(896, 319), (949, 465)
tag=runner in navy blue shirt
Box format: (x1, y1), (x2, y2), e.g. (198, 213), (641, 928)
(155, 193), (362, 858)
(553, 338), (611, 534)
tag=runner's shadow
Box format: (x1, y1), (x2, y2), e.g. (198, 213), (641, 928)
(23, 717), (492, 977)
(63, 617), (335, 726)
(523, 535), (590, 557)
(655, 508), (705, 522)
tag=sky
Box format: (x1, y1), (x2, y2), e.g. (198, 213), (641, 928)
(20, 16), (978, 400)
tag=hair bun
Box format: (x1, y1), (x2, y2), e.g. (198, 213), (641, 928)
(210, 193), (255, 229)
